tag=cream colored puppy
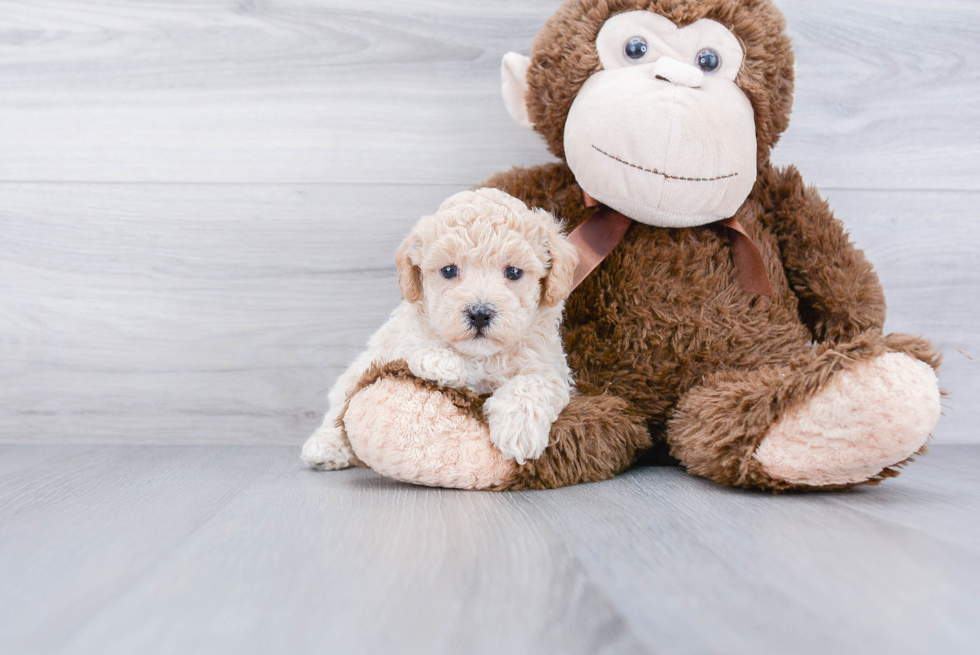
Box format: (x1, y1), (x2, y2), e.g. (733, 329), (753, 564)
(301, 188), (579, 470)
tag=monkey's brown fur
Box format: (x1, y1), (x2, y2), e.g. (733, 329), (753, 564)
(344, 360), (653, 489)
(364, 0), (940, 491)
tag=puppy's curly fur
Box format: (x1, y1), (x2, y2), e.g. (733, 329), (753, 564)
(302, 188), (579, 470)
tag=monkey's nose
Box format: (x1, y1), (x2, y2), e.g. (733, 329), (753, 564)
(652, 57), (703, 89)
(466, 306), (496, 330)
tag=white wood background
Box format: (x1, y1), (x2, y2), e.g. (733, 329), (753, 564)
(1, 0), (977, 445)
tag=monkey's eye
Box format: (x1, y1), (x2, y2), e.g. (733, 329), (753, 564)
(441, 265), (459, 279)
(624, 36), (648, 62)
(696, 48), (721, 73)
(504, 267), (524, 281)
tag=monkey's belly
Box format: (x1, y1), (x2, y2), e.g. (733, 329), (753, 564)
(562, 223), (811, 420)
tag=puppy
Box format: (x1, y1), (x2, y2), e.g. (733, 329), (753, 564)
(301, 188), (579, 470)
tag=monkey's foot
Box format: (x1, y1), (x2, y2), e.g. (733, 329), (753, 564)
(754, 352), (941, 486)
(344, 377), (517, 490)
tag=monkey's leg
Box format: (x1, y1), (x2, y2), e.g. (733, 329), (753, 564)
(667, 333), (942, 491)
(342, 364), (513, 490)
(496, 393), (651, 490)
(342, 363), (649, 490)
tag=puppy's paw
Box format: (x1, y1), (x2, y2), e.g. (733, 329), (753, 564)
(483, 394), (551, 465)
(407, 347), (467, 388)
(301, 426), (356, 470)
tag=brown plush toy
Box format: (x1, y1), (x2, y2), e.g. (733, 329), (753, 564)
(329, 0), (943, 491)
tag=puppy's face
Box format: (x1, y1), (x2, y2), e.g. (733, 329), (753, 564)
(397, 189), (578, 358)
(420, 228), (546, 357)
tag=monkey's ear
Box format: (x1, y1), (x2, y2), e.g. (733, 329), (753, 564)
(501, 52), (533, 129)
(395, 233), (423, 304)
(541, 216), (580, 307)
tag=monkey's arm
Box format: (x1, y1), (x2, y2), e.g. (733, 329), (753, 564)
(756, 164), (886, 343)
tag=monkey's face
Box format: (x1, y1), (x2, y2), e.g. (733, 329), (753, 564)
(546, 11), (754, 228)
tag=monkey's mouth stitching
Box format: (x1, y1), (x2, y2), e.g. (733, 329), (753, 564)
(592, 145), (737, 182)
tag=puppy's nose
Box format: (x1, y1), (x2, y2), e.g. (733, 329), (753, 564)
(466, 306), (495, 330)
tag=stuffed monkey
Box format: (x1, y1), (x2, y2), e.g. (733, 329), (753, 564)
(307, 0), (942, 492)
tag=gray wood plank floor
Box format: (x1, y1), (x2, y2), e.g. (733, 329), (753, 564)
(2, 444), (978, 655)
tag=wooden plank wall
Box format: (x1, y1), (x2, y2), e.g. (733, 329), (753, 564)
(1, 0), (977, 445)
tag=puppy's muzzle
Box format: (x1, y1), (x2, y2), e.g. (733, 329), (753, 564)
(465, 304), (496, 333)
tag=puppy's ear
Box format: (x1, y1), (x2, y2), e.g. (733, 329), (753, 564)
(541, 214), (580, 307)
(395, 232), (423, 304)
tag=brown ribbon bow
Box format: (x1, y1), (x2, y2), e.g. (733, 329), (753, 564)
(568, 191), (774, 297)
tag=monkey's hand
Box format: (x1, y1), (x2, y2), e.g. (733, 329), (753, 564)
(407, 346), (468, 389)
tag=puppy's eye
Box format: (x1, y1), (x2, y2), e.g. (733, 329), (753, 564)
(696, 48), (721, 73)
(504, 267), (523, 281)
(624, 36), (648, 62)
(440, 265), (459, 279)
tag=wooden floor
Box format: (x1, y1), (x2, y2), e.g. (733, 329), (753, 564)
(2, 444), (978, 655)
